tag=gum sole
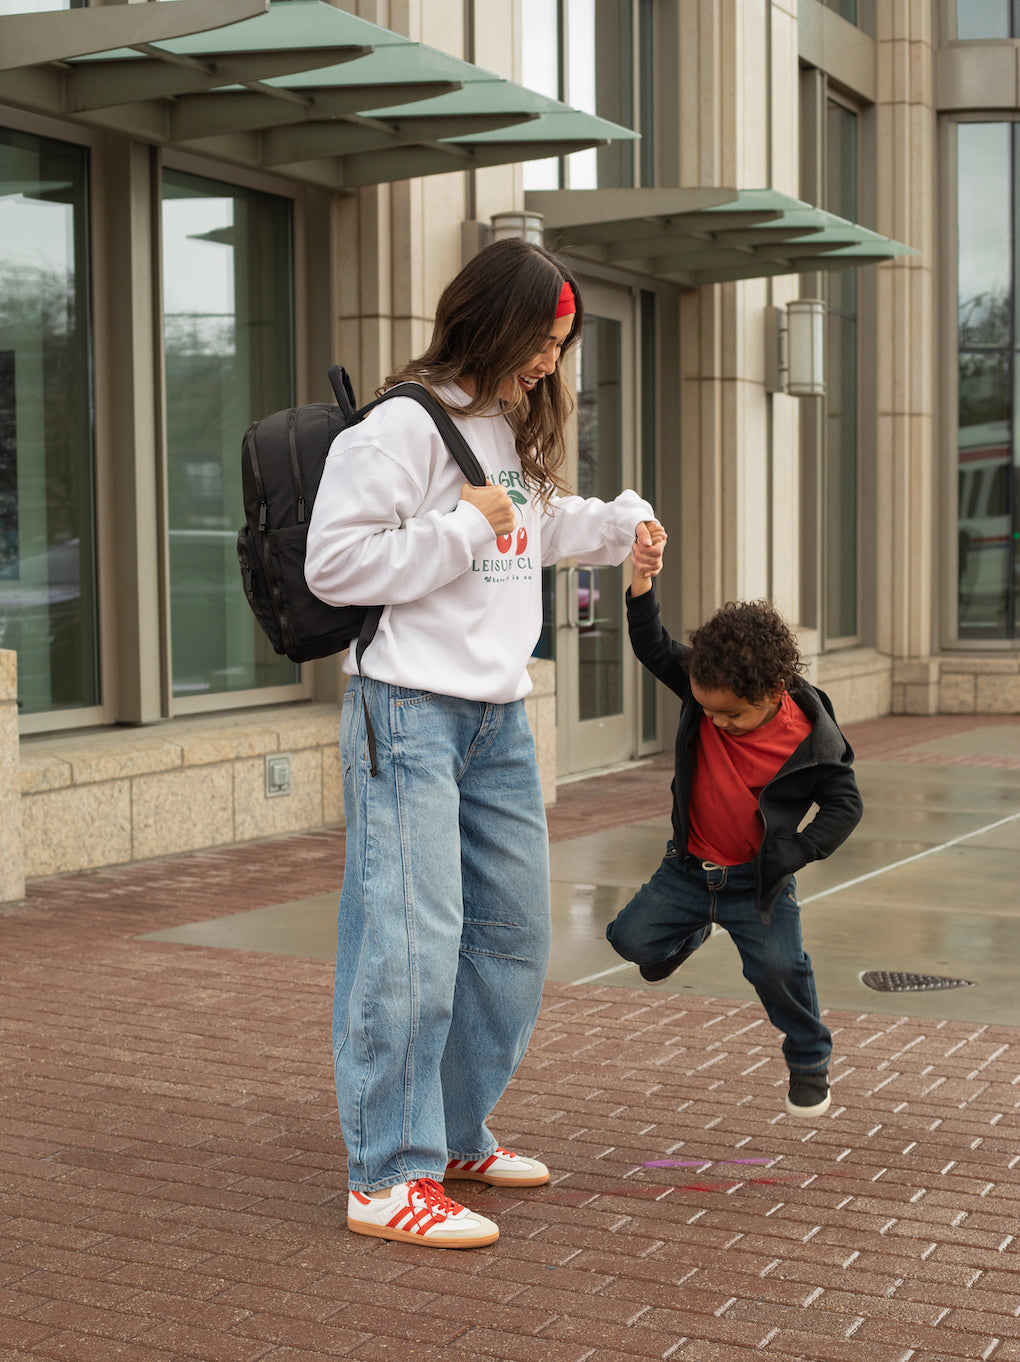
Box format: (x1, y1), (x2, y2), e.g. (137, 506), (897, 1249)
(347, 1218), (499, 1249)
(444, 1170), (549, 1187)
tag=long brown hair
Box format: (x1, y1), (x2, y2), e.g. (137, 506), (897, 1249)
(383, 237), (583, 502)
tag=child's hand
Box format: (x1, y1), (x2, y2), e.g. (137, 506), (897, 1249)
(631, 520), (667, 595)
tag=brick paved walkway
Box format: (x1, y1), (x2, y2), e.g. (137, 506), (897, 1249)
(2, 716), (1019, 1360)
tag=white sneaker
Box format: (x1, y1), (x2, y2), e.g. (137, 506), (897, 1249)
(347, 1178), (499, 1249)
(445, 1147), (550, 1187)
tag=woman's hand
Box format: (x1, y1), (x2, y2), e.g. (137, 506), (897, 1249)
(630, 520), (667, 596)
(460, 482), (516, 535)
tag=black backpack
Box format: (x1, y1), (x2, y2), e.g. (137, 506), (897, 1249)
(237, 365), (486, 672)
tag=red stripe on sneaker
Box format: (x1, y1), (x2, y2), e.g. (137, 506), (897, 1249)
(475, 1154), (499, 1175)
(352, 1192), (371, 1205)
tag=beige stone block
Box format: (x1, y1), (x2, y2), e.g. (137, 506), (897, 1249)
(816, 651), (892, 725)
(20, 756), (72, 794)
(893, 657), (938, 685)
(935, 44), (1017, 111)
(132, 764), (235, 861)
(975, 674), (1020, 714)
(0, 689), (23, 901)
(65, 740), (182, 785)
(178, 727), (279, 766)
(23, 780), (132, 878)
(769, 8), (799, 196)
(0, 649), (15, 701)
(527, 658), (555, 699)
(525, 660), (557, 806)
(274, 711), (340, 752)
(941, 656), (1019, 674)
(233, 748), (324, 843)
(903, 681), (939, 715)
(939, 673), (976, 714)
(910, 37), (932, 108)
(323, 743), (344, 826)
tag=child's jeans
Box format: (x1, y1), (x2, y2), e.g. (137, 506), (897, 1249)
(606, 842), (831, 1074)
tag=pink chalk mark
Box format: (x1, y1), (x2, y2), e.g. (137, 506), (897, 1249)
(641, 1157), (774, 1170)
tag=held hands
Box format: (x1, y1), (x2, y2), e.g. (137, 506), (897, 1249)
(631, 520), (667, 596)
(460, 481), (516, 535)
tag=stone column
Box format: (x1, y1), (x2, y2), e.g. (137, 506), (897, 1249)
(874, 2), (937, 709)
(0, 650), (25, 902)
(675, 1), (785, 629)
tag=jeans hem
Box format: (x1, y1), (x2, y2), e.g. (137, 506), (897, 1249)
(350, 1169), (446, 1194)
(446, 1144), (498, 1163)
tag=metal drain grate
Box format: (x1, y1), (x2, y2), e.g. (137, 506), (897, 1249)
(861, 970), (976, 993)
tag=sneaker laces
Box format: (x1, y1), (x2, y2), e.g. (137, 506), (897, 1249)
(407, 1177), (463, 1216)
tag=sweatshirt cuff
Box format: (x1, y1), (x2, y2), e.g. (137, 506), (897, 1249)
(453, 498), (498, 553)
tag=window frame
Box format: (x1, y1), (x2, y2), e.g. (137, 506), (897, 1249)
(798, 70), (871, 654)
(940, 112), (1020, 650)
(521, 0), (648, 191)
(159, 148), (311, 718)
(2, 105), (105, 736)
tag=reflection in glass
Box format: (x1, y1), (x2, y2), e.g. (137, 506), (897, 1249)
(957, 352), (1011, 636)
(521, 0), (560, 190)
(521, 0), (635, 191)
(576, 316), (623, 721)
(0, 128), (96, 715)
(956, 0), (1011, 40)
(162, 170), (296, 696)
(0, 0), (80, 12)
(956, 124), (1018, 639)
(958, 124), (1010, 347)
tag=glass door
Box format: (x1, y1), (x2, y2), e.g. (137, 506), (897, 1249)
(556, 282), (640, 773)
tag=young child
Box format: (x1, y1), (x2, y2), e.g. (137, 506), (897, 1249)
(606, 539), (863, 1118)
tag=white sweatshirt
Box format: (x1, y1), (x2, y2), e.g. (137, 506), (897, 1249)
(304, 383), (655, 704)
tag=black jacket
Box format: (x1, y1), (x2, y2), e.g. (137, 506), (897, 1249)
(628, 587), (864, 922)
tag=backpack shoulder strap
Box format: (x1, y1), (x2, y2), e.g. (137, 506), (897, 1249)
(363, 383), (487, 487)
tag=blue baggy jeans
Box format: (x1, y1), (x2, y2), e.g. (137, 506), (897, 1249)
(334, 677), (552, 1192)
(606, 843), (831, 1074)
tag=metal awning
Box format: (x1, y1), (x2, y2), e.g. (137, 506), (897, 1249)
(525, 187), (917, 284)
(0, 0), (637, 190)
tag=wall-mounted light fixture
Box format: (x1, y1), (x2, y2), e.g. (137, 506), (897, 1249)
(765, 298), (826, 397)
(489, 210), (545, 244)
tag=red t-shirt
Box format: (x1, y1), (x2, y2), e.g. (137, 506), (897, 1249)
(687, 692), (812, 866)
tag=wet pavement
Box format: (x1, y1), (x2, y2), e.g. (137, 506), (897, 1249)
(145, 715), (1020, 1028)
(1, 712), (1019, 1360)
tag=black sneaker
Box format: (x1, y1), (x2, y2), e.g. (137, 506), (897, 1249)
(638, 926), (712, 984)
(785, 1069), (831, 1118)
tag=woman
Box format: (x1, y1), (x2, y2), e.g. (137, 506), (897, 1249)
(305, 237), (662, 1249)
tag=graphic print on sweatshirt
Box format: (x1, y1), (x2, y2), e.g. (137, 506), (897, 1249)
(471, 474), (535, 586)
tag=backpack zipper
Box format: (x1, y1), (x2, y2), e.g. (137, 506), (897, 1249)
(244, 421), (270, 531)
(286, 407), (307, 523)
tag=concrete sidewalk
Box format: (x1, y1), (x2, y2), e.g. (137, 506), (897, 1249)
(1, 715), (1019, 1361)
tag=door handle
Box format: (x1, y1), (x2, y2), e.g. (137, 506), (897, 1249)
(576, 566), (596, 628)
(564, 564), (579, 629)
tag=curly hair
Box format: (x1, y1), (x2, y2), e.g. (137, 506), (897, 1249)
(687, 600), (807, 706)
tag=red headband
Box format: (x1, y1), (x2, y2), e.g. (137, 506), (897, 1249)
(554, 280), (576, 318)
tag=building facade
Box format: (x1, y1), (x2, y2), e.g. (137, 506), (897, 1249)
(0, 0), (1016, 895)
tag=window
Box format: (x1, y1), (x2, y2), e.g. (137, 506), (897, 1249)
(956, 0), (1017, 39)
(161, 170), (297, 699)
(0, 126), (96, 716)
(820, 0), (876, 35)
(955, 123), (1017, 640)
(521, 0), (650, 190)
(0, 0), (84, 11)
(824, 100), (859, 644)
